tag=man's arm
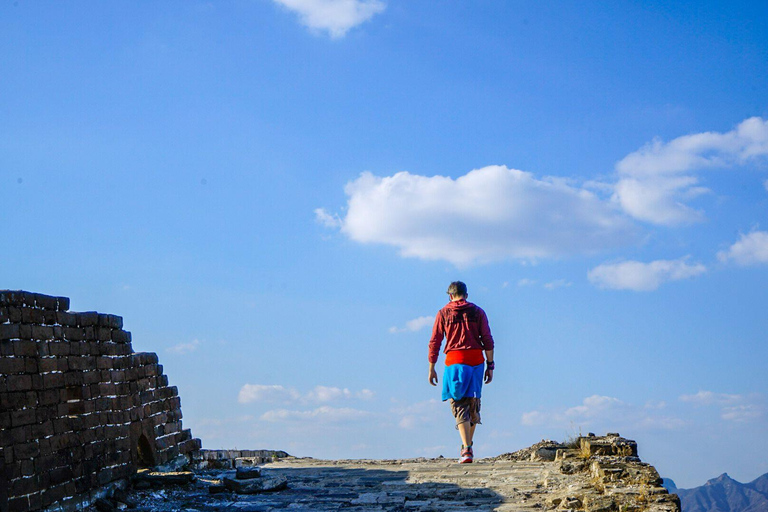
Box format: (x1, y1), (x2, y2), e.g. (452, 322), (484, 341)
(484, 349), (494, 384)
(428, 312), (443, 385)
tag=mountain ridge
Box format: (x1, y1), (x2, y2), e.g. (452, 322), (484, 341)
(665, 472), (768, 512)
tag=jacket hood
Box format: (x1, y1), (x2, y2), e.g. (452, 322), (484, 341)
(445, 299), (474, 310)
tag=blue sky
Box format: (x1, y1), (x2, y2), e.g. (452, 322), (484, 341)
(2, 1), (768, 488)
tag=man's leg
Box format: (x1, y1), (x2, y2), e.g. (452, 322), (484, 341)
(458, 421), (472, 447)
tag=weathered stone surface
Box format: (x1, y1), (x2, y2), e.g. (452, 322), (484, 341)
(580, 432), (638, 457)
(236, 466), (262, 479)
(133, 470), (195, 486)
(223, 474), (288, 494)
(121, 437), (680, 511)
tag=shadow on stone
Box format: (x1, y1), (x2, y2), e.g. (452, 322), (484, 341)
(126, 464), (506, 511)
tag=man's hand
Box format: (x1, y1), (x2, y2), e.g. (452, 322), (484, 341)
(429, 364), (438, 386)
(484, 368), (493, 384)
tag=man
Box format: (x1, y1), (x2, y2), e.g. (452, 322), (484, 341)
(428, 281), (495, 464)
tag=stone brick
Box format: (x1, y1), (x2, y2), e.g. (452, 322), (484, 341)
(55, 311), (77, 327)
(97, 327), (112, 341)
(31, 325), (54, 340)
(7, 496), (30, 512)
(56, 296), (70, 311)
(11, 409), (36, 427)
(13, 340), (37, 357)
(8, 307), (22, 323)
(42, 310), (58, 325)
(49, 341), (71, 356)
(63, 327), (84, 341)
(14, 442), (40, 460)
(76, 312), (100, 327)
(6, 375), (33, 392)
(35, 294), (58, 310)
(0, 323), (20, 340)
(0, 340), (14, 356)
(0, 357), (25, 374)
(17, 324), (32, 340)
(20, 307), (45, 324)
(64, 372), (84, 387)
(42, 372), (64, 389)
(23, 357), (37, 373)
(111, 329), (131, 343)
(0, 290), (25, 307)
(0, 306), (8, 323)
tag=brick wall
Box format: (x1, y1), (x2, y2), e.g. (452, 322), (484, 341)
(0, 291), (201, 512)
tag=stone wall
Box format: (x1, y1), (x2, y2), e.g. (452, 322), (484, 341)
(0, 291), (201, 512)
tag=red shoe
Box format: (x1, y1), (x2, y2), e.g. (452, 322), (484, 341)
(459, 446), (473, 463)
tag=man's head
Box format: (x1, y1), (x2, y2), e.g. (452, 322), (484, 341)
(447, 281), (468, 300)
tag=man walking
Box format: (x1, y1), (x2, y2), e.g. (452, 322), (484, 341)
(428, 281), (495, 463)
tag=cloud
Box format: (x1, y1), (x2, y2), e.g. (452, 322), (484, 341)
(522, 395), (684, 431)
(679, 391), (764, 423)
(588, 257), (706, 291)
(314, 208), (342, 228)
(318, 166), (637, 266)
(389, 315), (434, 333)
(721, 405), (763, 422)
(613, 117), (768, 225)
(717, 230), (768, 265)
(166, 339), (201, 354)
(764, 179), (768, 192)
(390, 399), (442, 430)
(272, 0), (385, 38)
(679, 391), (744, 406)
(544, 279), (572, 290)
(238, 384), (373, 404)
(517, 278), (537, 287)
(260, 406), (373, 423)
(238, 384), (301, 404)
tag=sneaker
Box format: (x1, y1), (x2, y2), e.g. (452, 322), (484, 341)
(459, 446), (473, 464)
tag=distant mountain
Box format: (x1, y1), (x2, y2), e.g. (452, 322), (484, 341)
(664, 472), (768, 512)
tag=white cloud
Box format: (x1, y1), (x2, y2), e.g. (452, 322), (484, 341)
(389, 315), (434, 334)
(764, 178), (768, 192)
(679, 391), (744, 406)
(314, 208), (342, 228)
(522, 395), (684, 431)
(272, 0), (385, 38)
(679, 391), (764, 423)
(260, 406), (373, 423)
(517, 278), (537, 287)
(613, 117), (768, 225)
(564, 395), (624, 418)
(238, 384), (373, 404)
(721, 404), (763, 422)
(318, 166), (637, 266)
(544, 279), (572, 290)
(167, 339), (201, 354)
(588, 257), (706, 291)
(717, 230), (768, 265)
(238, 384), (301, 404)
(390, 399), (442, 430)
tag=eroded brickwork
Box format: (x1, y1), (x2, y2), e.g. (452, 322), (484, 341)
(0, 291), (201, 512)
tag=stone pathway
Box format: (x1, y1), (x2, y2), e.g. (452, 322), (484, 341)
(126, 457), (595, 511)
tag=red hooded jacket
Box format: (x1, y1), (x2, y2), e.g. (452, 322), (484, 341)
(428, 299), (494, 364)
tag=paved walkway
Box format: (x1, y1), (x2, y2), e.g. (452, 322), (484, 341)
(130, 457), (590, 511)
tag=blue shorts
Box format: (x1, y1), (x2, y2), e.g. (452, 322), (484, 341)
(442, 362), (484, 401)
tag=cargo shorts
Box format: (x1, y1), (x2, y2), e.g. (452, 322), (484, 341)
(450, 396), (481, 428)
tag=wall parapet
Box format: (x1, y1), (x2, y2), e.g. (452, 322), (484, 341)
(0, 290), (201, 512)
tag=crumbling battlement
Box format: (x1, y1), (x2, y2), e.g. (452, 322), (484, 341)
(0, 290), (201, 512)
